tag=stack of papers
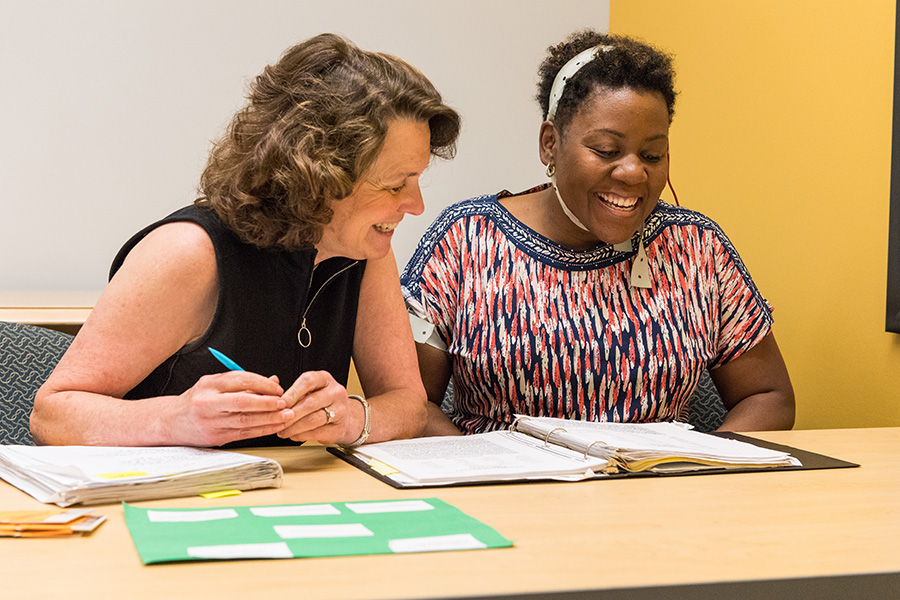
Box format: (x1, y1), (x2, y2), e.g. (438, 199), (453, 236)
(0, 508), (106, 537)
(0, 445), (283, 507)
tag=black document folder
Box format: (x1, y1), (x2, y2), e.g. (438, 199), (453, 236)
(329, 430), (859, 490)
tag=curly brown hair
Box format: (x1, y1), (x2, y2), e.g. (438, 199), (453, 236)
(536, 30), (677, 134)
(197, 33), (461, 250)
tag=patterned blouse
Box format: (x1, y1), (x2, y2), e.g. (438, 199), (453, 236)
(401, 186), (773, 435)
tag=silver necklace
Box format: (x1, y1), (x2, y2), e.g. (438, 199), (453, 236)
(297, 260), (359, 348)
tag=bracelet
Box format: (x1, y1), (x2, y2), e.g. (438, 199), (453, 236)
(339, 394), (370, 450)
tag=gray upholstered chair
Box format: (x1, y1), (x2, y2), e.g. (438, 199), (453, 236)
(441, 368), (727, 433)
(686, 368), (727, 432)
(0, 321), (74, 445)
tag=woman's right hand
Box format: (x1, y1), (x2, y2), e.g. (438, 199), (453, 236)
(172, 372), (294, 447)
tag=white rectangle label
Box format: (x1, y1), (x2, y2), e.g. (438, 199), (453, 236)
(250, 504), (340, 517)
(389, 534), (487, 553)
(147, 508), (239, 523)
(274, 523), (373, 539)
(345, 500), (434, 514)
(187, 542), (292, 559)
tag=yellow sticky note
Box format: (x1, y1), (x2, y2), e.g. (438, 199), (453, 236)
(96, 471), (149, 479)
(0, 509), (64, 523)
(200, 490), (242, 499)
(369, 459), (400, 476)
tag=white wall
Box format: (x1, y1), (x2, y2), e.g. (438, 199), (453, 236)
(0, 0), (608, 290)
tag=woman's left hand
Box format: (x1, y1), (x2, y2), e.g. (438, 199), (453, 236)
(277, 370), (365, 445)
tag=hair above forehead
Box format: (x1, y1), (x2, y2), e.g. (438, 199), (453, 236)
(255, 33), (459, 168)
(196, 32), (460, 251)
(536, 29), (677, 130)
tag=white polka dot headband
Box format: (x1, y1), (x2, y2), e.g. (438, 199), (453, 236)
(546, 44), (614, 120)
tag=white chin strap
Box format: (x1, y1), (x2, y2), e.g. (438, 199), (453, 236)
(550, 174), (590, 232)
(551, 175), (651, 289)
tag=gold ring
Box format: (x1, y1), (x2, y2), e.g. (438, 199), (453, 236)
(322, 407), (335, 425)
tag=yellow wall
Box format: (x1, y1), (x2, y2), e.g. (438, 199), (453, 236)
(612, 1), (900, 428)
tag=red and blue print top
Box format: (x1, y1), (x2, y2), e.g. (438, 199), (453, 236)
(401, 188), (773, 435)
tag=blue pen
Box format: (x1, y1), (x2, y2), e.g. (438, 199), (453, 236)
(208, 347), (245, 372)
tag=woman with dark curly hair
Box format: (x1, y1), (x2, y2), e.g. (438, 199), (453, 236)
(33, 33), (460, 448)
(402, 30), (794, 435)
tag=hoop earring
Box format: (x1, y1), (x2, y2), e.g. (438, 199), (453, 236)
(546, 163), (556, 178)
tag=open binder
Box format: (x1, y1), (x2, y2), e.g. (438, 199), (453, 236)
(330, 417), (858, 489)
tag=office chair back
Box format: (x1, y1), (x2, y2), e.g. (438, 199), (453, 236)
(687, 369), (727, 432)
(0, 321), (74, 445)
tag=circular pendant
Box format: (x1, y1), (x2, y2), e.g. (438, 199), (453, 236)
(297, 325), (311, 348)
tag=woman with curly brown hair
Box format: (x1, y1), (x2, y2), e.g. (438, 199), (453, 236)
(32, 33), (460, 449)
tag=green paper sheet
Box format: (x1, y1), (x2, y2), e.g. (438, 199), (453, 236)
(123, 498), (512, 564)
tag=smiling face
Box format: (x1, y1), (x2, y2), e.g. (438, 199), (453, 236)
(317, 119), (432, 262)
(540, 86), (670, 246)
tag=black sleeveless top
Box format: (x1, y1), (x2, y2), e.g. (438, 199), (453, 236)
(109, 205), (366, 447)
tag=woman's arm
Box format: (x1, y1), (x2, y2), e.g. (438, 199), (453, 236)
(31, 223), (292, 446)
(416, 342), (462, 436)
(276, 249), (428, 444)
(709, 332), (795, 431)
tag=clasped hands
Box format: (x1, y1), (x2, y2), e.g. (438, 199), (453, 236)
(176, 370), (364, 447)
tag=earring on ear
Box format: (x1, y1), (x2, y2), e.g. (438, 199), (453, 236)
(546, 163), (556, 178)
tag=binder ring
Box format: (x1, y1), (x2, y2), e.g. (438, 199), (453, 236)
(510, 415), (532, 432)
(543, 427), (567, 447)
(583, 440), (607, 460)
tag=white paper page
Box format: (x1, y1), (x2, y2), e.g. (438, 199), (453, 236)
(513, 417), (797, 464)
(353, 430), (611, 484)
(0, 445), (267, 481)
